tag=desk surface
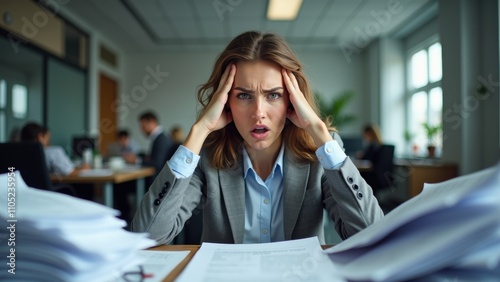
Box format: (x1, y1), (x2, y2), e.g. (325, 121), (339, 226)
(352, 159), (373, 172)
(50, 166), (155, 184)
(149, 244), (332, 282)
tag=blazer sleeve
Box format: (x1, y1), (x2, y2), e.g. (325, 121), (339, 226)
(322, 135), (384, 239)
(131, 159), (205, 244)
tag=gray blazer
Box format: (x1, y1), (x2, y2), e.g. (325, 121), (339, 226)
(132, 136), (384, 245)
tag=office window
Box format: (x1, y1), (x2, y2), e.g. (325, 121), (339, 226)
(12, 84), (28, 119)
(408, 41), (442, 155)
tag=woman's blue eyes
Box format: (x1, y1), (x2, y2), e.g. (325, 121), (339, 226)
(236, 93), (282, 100)
(268, 93), (281, 99)
(236, 93), (251, 99)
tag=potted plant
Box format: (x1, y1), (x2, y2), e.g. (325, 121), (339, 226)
(422, 123), (441, 158)
(315, 90), (357, 130)
(404, 129), (417, 156)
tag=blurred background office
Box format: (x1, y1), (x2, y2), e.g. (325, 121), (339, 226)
(0, 0), (499, 242)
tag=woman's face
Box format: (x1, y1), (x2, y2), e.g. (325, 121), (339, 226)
(38, 131), (50, 147)
(229, 60), (289, 153)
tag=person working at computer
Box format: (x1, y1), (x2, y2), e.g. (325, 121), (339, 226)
(20, 122), (90, 176)
(356, 124), (383, 164)
(132, 31), (383, 244)
(114, 129), (141, 163)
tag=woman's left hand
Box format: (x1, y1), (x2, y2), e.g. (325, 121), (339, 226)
(282, 69), (332, 147)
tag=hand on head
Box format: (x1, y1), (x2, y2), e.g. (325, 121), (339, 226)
(198, 64), (236, 134)
(282, 69), (322, 131)
(282, 68), (332, 147)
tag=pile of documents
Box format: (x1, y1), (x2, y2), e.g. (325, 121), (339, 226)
(145, 163), (500, 282)
(0, 171), (156, 282)
(325, 162), (500, 281)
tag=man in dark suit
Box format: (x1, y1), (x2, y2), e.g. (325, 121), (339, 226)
(138, 111), (174, 179)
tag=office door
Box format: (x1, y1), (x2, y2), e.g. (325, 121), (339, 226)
(99, 73), (118, 155)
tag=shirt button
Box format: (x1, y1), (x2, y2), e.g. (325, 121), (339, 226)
(347, 177), (354, 184)
(326, 147), (332, 153)
(263, 229), (268, 235)
(264, 199), (269, 204)
(186, 158), (192, 164)
(154, 199), (161, 206)
(357, 192), (363, 200)
(352, 184), (359, 190)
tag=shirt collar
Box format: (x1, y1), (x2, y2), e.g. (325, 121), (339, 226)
(149, 126), (163, 141)
(243, 142), (284, 180)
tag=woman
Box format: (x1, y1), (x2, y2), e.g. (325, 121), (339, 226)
(357, 124), (383, 163)
(132, 31), (383, 244)
(20, 122), (90, 176)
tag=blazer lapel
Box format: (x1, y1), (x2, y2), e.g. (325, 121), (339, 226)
(283, 150), (310, 240)
(219, 161), (246, 243)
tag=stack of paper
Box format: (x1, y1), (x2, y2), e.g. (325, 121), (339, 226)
(0, 171), (156, 282)
(176, 237), (342, 282)
(325, 162), (500, 281)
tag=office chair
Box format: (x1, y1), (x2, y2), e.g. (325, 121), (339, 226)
(361, 144), (395, 194)
(373, 144), (395, 191)
(0, 142), (75, 195)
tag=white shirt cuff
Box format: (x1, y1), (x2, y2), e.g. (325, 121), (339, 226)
(167, 145), (200, 178)
(316, 140), (347, 170)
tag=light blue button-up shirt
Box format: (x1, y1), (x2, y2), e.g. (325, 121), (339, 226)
(168, 139), (347, 243)
(241, 144), (285, 243)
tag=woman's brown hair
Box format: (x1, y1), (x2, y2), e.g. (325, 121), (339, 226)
(198, 31), (333, 169)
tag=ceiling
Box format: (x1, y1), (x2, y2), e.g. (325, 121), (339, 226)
(64, 0), (436, 52)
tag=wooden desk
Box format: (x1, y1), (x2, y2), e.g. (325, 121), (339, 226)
(149, 244), (333, 282)
(51, 166), (155, 207)
(352, 159), (373, 172)
(394, 159), (459, 198)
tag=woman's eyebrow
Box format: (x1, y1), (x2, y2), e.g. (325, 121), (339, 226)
(234, 87), (253, 93)
(233, 86), (283, 93)
(263, 87), (283, 93)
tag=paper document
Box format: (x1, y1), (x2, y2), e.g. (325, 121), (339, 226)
(176, 237), (343, 282)
(324, 162), (500, 281)
(0, 171), (156, 282)
(116, 250), (190, 282)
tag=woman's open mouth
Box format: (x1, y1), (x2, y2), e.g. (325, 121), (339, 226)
(250, 126), (270, 140)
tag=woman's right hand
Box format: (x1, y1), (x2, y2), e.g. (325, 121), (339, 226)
(184, 64), (236, 154)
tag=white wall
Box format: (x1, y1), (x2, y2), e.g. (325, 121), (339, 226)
(122, 48), (368, 150)
(439, 0), (500, 174)
(379, 38), (405, 155)
(297, 48), (368, 136)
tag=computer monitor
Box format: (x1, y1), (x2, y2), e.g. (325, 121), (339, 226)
(71, 136), (96, 158)
(341, 136), (364, 157)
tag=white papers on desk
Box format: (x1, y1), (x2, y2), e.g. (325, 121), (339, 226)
(325, 162), (500, 281)
(0, 171), (156, 282)
(116, 250), (190, 282)
(176, 237), (343, 282)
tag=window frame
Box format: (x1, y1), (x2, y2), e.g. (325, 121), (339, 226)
(405, 35), (442, 155)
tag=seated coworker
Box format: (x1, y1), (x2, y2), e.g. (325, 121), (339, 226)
(356, 124), (383, 163)
(114, 129), (141, 164)
(20, 122), (90, 176)
(132, 31), (384, 244)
